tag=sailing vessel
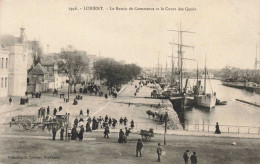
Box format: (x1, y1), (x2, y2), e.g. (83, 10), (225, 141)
(194, 58), (216, 109)
(167, 24), (195, 109)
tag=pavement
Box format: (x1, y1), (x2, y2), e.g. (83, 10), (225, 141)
(0, 131), (260, 164)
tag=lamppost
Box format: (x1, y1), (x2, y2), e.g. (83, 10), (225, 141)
(66, 77), (70, 102)
(164, 112), (168, 145)
(65, 112), (70, 140)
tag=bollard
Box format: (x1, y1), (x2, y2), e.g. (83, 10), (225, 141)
(208, 125), (209, 132)
(228, 126), (229, 133)
(238, 127), (240, 134)
(248, 127), (250, 134)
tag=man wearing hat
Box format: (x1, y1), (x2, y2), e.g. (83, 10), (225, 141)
(190, 152), (197, 164)
(118, 129), (124, 143)
(157, 143), (162, 162)
(183, 150), (190, 164)
(136, 139), (143, 157)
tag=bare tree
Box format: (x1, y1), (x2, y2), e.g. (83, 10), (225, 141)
(58, 49), (88, 93)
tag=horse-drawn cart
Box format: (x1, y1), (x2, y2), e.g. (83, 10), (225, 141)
(139, 128), (154, 141)
(10, 115), (37, 130)
(10, 115), (61, 131)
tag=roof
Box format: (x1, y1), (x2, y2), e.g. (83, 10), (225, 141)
(41, 56), (56, 66)
(56, 108), (69, 116)
(0, 34), (20, 47)
(29, 63), (48, 75)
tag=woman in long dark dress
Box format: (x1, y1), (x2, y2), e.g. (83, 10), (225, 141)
(215, 122), (221, 134)
(108, 117), (112, 126)
(71, 125), (78, 140)
(86, 122), (92, 132)
(92, 117), (97, 130)
(78, 126), (84, 141)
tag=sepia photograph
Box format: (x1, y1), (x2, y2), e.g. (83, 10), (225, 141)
(0, 0), (259, 163)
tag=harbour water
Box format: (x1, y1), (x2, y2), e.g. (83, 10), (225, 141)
(184, 79), (260, 127)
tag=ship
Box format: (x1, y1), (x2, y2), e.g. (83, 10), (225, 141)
(194, 58), (216, 109)
(245, 82), (260, 94)
(166, 24), (195, 124)
(221, 79), (245, 89)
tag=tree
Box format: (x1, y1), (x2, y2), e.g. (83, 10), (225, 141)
(94, 58), (141, 87)
(58, 49), (88, 93)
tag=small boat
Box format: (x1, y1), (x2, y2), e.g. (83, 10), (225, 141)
(216, 99), (227, 105)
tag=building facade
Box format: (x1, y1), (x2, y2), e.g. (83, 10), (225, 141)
(41, 56), (59, 89)
(0, 27), (28, 97)
(27, 63), (49, 92)
(0, 49), (9, 97)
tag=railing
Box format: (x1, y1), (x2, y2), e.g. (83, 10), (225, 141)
(129, 122), (260, 135)
(184, 123), (260, 135)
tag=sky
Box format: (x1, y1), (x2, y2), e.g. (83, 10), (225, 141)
(0, 0), (259, 69)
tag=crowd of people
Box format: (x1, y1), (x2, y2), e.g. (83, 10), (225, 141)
(36, 105), (65, 123)
(63, 109), (136, 142)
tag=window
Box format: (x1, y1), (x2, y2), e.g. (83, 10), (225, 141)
(5, 77), (7, 87)
(1, 58), (4, 69)
(6, 58), (8, 69)
(27, 78), (29, 84)
(1, 78), (3, 88)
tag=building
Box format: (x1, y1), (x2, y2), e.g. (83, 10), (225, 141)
(0, 27), (28, 97)
(0, 49), (9, 97)
(41, 56), (58, 89)
(27, 63), (49, 92)
(56, 74), (69, 89)
(84, 54), (105, 85)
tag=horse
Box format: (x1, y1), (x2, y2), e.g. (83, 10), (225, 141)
(146, 110), (155, 119)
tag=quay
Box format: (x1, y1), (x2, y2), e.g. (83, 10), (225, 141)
(235, 99), (260, 107)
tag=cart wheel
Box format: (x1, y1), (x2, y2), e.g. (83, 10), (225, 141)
(21, 119), (32, 130)
(144, 135), (150, 141)
(147, 136), (151, 141)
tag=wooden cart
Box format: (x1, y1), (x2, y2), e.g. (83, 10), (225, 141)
(10, 115), (61, 131)
(139, 128), (154, 141)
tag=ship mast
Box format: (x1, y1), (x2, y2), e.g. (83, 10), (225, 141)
(196, 61), (199, 92)
(157, 56), (160, 76)
(170, 38), (175, 85)
(204, 56), (207, 94)
(179, 24), (183, 94)
(168, 23), (195, 94)
(254, 44), (260, 76)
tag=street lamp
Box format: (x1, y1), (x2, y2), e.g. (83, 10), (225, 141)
(164, 112), (168, 145)
(66, 77), (70, 102)
(65, 112), (70, 140)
